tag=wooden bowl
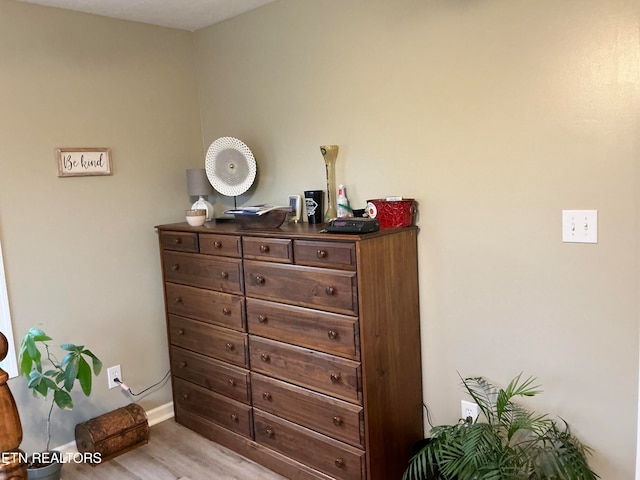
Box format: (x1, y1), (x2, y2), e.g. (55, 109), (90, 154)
(234, 210), (288, 229)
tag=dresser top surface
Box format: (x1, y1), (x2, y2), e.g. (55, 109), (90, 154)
(155, 220), (417, 241)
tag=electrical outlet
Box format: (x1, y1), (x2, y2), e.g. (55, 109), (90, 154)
(461, 400), (479, 422)
(107, 365), (121, 389)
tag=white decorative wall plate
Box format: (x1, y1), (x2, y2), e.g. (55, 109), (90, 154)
(205, 137), (256, 197)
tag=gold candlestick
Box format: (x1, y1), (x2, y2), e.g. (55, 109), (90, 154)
(320, 145), (338, 222)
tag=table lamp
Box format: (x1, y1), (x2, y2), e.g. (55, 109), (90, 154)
(186, 168), (215, 221)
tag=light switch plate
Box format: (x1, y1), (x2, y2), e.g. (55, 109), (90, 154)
(562, 210), (598, 243)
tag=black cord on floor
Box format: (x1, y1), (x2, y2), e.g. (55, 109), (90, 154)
(114, 370), (171, 397)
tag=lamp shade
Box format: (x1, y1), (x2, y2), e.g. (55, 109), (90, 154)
(186, 168), (215, 196)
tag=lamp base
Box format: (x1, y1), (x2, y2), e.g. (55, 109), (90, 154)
(192, 196), (215, 221)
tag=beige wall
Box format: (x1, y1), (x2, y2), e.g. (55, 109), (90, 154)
(0, 0), (202, 454)
(1, 0), (639, 478)
(194, 0), (640, 478)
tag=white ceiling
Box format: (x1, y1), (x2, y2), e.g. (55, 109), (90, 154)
(16, 0), (277, 31)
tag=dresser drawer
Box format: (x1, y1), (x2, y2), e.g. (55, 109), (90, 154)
(174, 377), (252, 438)
(247, 298), (359, 360)
(294, 240), (356, 270)
(255, 410), (365, 480)
(171, 346), (250, 403)
(250, 337), (361, 403)
(242, 237), (293, 263)
(244, 260), (358, 315)
(165, 283), (244, 331)
(169, 315), (248, 367)
(159, 231), (198, 253)
(199, 233), (242, 257)
(252, 373), (364, 447)
(163, 251), (243, 294)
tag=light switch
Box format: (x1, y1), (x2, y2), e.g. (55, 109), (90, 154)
(562, 210), (598, 244)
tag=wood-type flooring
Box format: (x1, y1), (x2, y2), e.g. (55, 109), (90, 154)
(62, 419), (287, 480)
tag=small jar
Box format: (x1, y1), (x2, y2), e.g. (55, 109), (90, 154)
(185, 209), (206, 227)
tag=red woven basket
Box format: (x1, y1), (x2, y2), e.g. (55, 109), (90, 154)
(366, 198), (416, 228)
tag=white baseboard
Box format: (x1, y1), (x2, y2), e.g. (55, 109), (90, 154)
(146, 401), (175, 426)
(56, 439), (78, 457)
(54, 401), (174, 457)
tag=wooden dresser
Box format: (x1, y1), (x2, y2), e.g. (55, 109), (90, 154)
(156, 221), (423, 480)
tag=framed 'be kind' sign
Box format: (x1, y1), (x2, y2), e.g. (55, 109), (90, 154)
(56, 148), (112, 177)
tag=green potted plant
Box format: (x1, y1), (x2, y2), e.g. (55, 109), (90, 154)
(403, 373), (598, 480)
(18, 327), (102, 480)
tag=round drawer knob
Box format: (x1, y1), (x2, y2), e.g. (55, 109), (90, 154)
(330, 373), (341, 384)
(177, 328), (185, 335)
(262, 392), (272, 401)
(220, 271), (229, 279)
(182, 394), (189, 400)
(226, 343), (235, 351)
(228, 379), (236, 387)
(260, 245), (270, 253)
(179, 361), (187, 368)
(255, 275), (265, 285)
(222, 307), (231, 316)
(333, 416), (343, 426)
(171, 264), (180, 271)
(335, 458), (344, 468)
(266, 428), (274, 438)
(174, 297), (183, 304)
(317, 249), (328, 259)
(325, 286), (335, 296)
(261, 353), (270, 362)
(327, 330), (338, 340)
(230, 414), (238, 422)
(173, 238), (182, 245)
(213, 241), (222, 249)
(258, 315), (268, 324)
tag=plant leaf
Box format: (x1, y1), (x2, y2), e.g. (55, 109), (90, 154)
(77, 357), (92, 396)
(53, 389), (73, 410)
(61, 352), (80, 391)
(83, 350), (103, 376)
(60, 343), (83, 352)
